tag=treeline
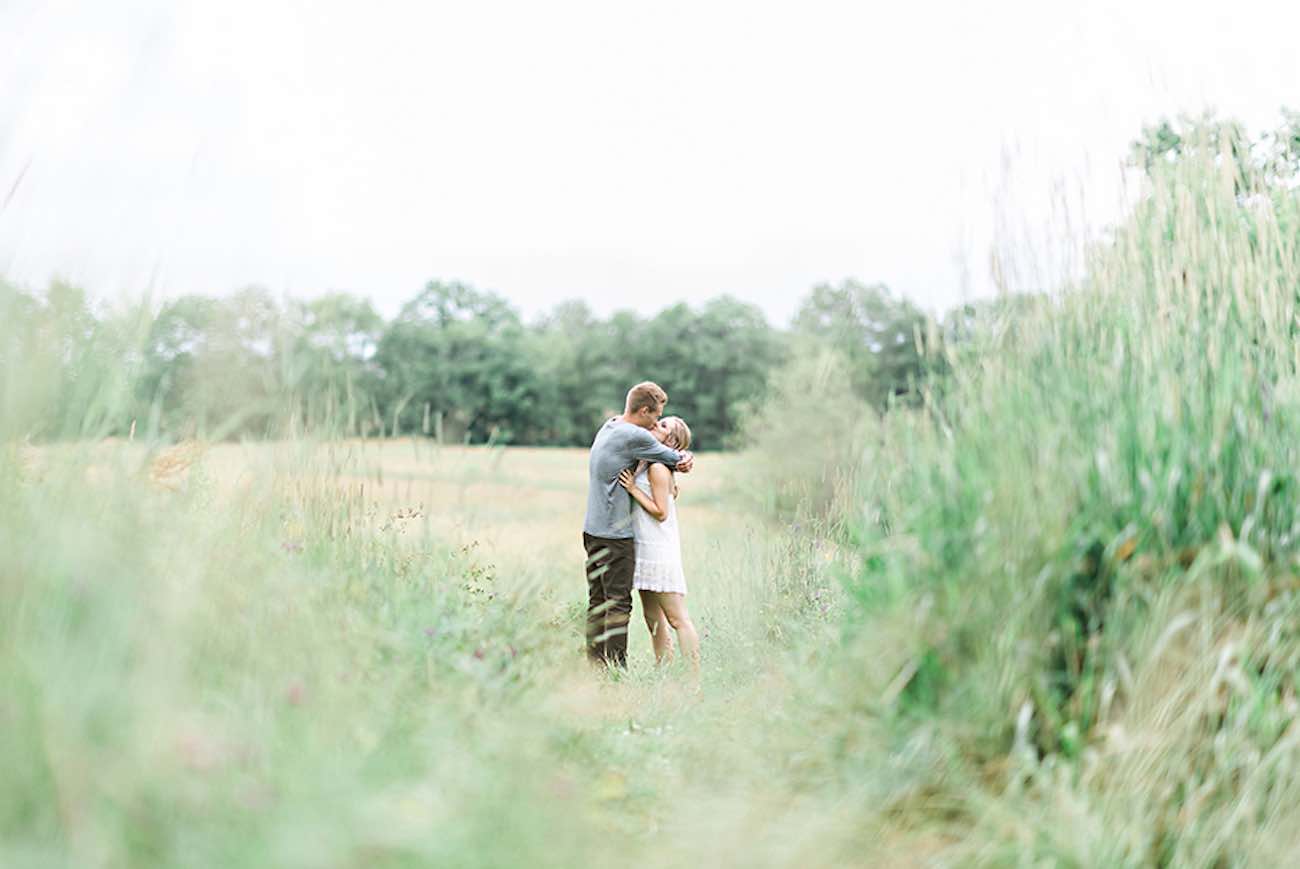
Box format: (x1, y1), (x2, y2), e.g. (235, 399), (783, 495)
(1, 276), (949, 448)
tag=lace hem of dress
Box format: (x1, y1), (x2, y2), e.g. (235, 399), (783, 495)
(633, 582), (687, 594)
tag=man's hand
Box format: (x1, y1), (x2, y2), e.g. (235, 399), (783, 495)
(675, 450), (694, 474)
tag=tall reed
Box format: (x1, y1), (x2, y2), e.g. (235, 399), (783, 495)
(835, 130), (1300, 864)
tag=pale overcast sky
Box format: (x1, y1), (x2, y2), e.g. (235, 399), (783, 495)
(1, 1), (1297, 324)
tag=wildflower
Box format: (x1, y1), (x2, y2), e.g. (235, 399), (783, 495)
(286, 681), (306, 705)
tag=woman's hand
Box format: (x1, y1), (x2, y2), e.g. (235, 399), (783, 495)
(618, 468), (636, 491)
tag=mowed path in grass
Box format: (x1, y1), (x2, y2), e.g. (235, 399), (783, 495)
(60, 435), (788, 687)
(277, 441), (873, 863)
(311, 440), (744, 584)
(202, 438), (792, 697)
(218, 440), (855, 859)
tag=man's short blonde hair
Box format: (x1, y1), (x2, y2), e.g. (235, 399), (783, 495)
(625, 381), (668, 414)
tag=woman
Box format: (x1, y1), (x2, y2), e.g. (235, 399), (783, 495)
(617, 416), (700, 677)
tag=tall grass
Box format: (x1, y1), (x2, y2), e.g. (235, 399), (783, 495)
(824, 134), (1300, 864)
(1, 443), (582, 865)
(0, 432), (862, 866)
(737, 347), (874, 523)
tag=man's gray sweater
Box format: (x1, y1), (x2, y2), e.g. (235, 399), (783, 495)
(583, 418), (682, 539)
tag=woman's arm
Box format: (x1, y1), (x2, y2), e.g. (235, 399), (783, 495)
(618, 465), (672, 522)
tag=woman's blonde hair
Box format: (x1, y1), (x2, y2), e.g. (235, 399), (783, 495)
(633, 417), (692, 484)
(662, 416), (692, 451)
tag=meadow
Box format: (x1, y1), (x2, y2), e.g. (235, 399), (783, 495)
(3, 439), (874, 868)
(9, 120), (1300, 867)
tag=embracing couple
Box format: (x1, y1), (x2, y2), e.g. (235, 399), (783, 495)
(582, 381), (700, 677)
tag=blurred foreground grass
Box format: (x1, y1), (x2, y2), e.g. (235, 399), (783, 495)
(2, 440), (874, 868)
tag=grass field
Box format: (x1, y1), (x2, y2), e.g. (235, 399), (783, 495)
(12, 134), (1300, 867)
(3, 439), (876, 868)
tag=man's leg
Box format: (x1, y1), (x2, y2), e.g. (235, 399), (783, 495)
(583, 533), (612, 663)
(600, 538), (636, 668)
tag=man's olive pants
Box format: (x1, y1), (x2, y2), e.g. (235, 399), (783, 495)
(582, 533), (635, 667)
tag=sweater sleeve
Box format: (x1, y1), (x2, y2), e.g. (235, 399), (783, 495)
(627, 430), (682, 468)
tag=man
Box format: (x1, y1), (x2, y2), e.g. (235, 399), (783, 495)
(582, 381), (694, 667)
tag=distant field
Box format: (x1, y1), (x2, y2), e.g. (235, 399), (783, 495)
(159, 440), (767, 648)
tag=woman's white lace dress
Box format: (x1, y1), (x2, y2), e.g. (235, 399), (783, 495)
(631, 465), (688, 595)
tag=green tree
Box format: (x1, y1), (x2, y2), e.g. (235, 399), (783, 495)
(281, 293), (383, 435)
(375, 281), (541, 442)
(634, 297), (782, 449)
(0, 279), (148, 439)
(138, 288), (286, 438)
(1129, 109), (1300, 192)
(530, 300), (636, 445)
(792, 279), (929, 409)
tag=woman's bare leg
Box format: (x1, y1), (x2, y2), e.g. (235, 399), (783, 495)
(639, 590), (674, 665)
(655, 593), (700, 679)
